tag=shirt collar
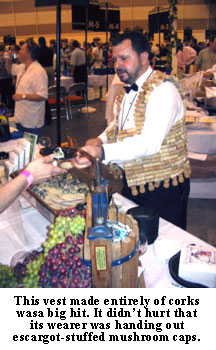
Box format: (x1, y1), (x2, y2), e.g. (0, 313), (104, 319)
(135, 66), (154, 90)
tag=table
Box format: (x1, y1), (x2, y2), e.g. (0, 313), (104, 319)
(0, 192), (215, 288)
(185, 102), (216, 199)
(54, 76), (74, 92)
(54, 74), (115, 92)
(112, 193), (215, 288)
(88, 74), (114, 89)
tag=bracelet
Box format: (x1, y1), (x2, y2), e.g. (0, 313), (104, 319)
(20, 170), (34, 189)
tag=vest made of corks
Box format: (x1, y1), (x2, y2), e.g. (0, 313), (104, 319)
(106, 71), (191, 195)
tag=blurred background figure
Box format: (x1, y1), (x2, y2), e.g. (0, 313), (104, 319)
(38, 36), (54, 87)
(194, 34), (216, 72)
(11, 38), (48, 137)
(69, 40), (87, 84)
(0, 42), (13, 113)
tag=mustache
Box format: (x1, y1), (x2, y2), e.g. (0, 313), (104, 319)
(116, 69), (127, 74)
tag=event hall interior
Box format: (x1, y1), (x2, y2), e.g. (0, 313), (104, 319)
(0, 0), (216, 289)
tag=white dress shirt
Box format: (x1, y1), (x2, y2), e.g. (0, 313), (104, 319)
(99, 66), (184, 164)
(12, 61), (48, 128)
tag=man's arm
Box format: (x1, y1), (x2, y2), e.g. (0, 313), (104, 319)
(12, 93), (46, 101)
(0, 154), (65, 214)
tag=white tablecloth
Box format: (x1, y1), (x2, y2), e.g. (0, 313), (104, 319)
(88, 74), (114, 89)
(54, 74), (114, 92)
(54, 76), (74, 92)
(187, 123), (216, 154)
(0, 199), (49, 266)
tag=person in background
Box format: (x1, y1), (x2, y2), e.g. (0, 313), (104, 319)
(69, 40), (87, 84)
(182, 40), (197, 73)
(0, 43), (13, 110)
(0, 154), (65, 214)
(38, 36), (55, 87)
(72, 31), (191, 230)
(90, 41), (103, 72)
(9, 38), (48, 137)
(19, 40), (25, 47)
(176, 40), (186, 75)
(193, 35), (216, 72)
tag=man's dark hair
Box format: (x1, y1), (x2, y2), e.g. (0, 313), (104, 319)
(26, 38), (40, 61)
(112, 31), (151, 58)
(72, 40), (79, 48)
(38, 36), (46, 46)
(209, 34), (216, 43)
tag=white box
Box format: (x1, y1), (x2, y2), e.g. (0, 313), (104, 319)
(19, 138), (31, 166)
(4, 160), (14, 177)
(9, 151), (19, 171)
(14, 146), (25, 169)
(178, 243), (216, 288)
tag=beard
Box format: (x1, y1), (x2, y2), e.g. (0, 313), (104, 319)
(116, 62), (142, 85)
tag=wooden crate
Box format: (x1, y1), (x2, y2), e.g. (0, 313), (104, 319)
(84, 193), (142, 288)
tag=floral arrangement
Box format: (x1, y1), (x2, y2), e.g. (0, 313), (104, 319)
(167, 0), (178, 73)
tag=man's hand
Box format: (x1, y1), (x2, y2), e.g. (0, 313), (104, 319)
(25, 154), (66, 183)
(85, 137), (102, 146)
(72, 145), (103, 169)
(12, 94), (24, 101)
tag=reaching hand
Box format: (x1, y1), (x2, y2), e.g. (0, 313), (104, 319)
(85, 137), (102, 146)
(25, 154), (67, 183)
(72, 145), (103, 169)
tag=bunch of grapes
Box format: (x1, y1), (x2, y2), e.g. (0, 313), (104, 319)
(13, 250), (42, 284)
(12, 209), (87, 288)
(0, 264), (18, 288)
(22, 253), (46, 288)
(43, 214), (85, 256)
(57, 205), (86, 219)
(38, 235), (91, 288)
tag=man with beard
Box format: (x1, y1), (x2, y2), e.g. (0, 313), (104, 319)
(72, 31), (191, 230)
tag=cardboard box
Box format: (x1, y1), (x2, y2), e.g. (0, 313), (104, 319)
(4, 160), (14, 177)
(9, 151), (19, 171)
(14, 146), (25, 169)
(19, 138), (31, 166)
(179, 243), (216, 288)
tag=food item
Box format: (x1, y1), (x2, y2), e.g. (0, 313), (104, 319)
(38, 236), (91, 288)
(60, 161), (74, 169)
(30, 173), (89, 210)
(0, 264), (18, 288)
(12, 207), (88, 288)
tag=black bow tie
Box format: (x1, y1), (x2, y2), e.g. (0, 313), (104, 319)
(123, 83), (138, 94)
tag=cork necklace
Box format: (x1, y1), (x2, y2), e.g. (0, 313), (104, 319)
(120, 93), (137, 130)
(120, 70), (154, 131)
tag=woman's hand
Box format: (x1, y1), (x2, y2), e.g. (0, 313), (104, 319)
(25, 154), (66, 183)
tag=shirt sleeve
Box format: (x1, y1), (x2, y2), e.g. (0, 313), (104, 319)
(102, 81), (184, 164)
(33, 69), (48, 99)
